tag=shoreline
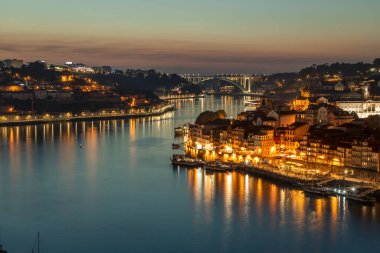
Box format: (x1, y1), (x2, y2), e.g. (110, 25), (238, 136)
(159, 94), (206, 100)
(0, 104), (175, 127)
(172, 154), (380, 199)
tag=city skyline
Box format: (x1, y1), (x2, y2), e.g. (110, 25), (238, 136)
(1, 0), (379, 73)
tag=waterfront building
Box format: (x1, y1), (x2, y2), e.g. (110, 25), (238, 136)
(189, 119), (230, 150)
(299, 128), (347, 168)
(188, 105), (380, 179)
(283, 122), (309, 150)
(349, 140), (380, 172)
(248, 126), (276, 157)
(298, 123), (380, 178)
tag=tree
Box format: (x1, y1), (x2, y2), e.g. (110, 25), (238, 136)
(364, 115), (380, 132)
(374, 58), (380, 68)
(195, 110), (227, 124)
(114, 70), (124, 75)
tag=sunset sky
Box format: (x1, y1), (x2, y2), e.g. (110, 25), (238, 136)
(1, 0), (379, 74)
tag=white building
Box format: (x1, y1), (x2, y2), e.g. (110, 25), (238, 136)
(335, 100), (380, 118)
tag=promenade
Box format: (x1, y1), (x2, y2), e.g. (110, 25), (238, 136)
(0, 104), (175, 126)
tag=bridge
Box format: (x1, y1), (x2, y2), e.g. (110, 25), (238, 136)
(181, 74), (262, 94)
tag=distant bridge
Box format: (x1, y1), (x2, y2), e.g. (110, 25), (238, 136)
(181, 74), (262, 94)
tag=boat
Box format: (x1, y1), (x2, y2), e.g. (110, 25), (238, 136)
(302, 186), (331, 196)
(174, 127), (184, 136)
(0, 227), (8, 253)
(0, 244), (7, 253)
(244, 98), (261, 111)
(346, 194), (376, 205)
(31, 232), (40, 253)
(204, 161), (232, 172)
(170, 154), (204, 167)
(174, 124), (190, 136)
(172, 143), (181, 149)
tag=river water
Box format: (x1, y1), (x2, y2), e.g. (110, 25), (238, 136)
(0, 96), (379, 253)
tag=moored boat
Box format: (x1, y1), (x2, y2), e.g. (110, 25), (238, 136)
(346, 194), (376, 205)
(174, 124), (190, 136)
(204, 161), (232, 172)
(172, 143), (181, 149)
(170, 154), (204, 167)
(302, 186), (331, 196)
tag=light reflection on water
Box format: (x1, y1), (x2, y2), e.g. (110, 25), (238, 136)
(175, 167), (380, 250)
(0, 96), (379, 253)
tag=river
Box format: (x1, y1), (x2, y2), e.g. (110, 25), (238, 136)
(0, 96), (379, 253)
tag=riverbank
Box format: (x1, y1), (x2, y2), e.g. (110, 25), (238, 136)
(172, 157), (380, 202)
(0, 104), (175, 127)
(159, 94), (206, 100)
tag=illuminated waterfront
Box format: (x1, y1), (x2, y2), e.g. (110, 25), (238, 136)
(0, 96), (380, 253)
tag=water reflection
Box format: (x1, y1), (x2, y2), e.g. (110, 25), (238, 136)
(1, 96), (380, 253)
(173, 167), (380, 249)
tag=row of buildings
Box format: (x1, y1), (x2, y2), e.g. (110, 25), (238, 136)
(0, 59), (161, 114)
(1, 59), (159, 77)
(0, 59), (113, 74)
(187, 98), (380, 179)
(292, 79), (380, 118)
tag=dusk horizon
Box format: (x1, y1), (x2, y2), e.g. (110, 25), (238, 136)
(1, 0), (379, 73)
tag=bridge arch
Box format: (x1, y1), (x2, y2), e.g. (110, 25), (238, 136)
(217, 78), (248, 93)
(186, 77), (249, 93)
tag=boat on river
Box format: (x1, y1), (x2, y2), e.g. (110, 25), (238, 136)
(204, 161), (232, 172)
(172, 143), (181, 149)
(302, 186), (331, 196)
(170, 154), (204, 167)
(346, 194), (376, 205)
(244, 98), (261, 111)
(174, 123), (190, 136)
(0, 244), (8, 253)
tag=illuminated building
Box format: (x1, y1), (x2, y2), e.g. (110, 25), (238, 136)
(297, 104), (355, 126)
(334, 100), (380, 118)
(283, 122), (309, 150)
(0, 83), (24, 92)
(349, 140), (380, 172)
(292, 97), (310, 111)
(61, 75), (74, 82)
(248, 126), (275, 157)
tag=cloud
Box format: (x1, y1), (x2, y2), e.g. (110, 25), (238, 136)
(0, 35), (376, 73)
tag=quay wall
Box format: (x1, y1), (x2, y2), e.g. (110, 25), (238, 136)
(0, 105), (175, 127)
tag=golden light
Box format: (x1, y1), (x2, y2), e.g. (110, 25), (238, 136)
(225, 145), (233, 153)
(205, 143), (213, 150)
